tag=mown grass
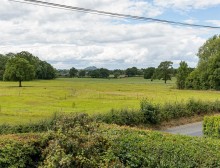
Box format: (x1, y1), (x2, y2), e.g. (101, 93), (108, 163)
(1, 77), (220, 125)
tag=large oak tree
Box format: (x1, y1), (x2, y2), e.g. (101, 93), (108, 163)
(3, 57), (35, 87)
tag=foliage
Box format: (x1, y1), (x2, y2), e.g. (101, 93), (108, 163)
(140, 99), (160, 124)
(39, 114), (121, 168)
(3, 57), (35, 87)
(69, 67), (78, 78)
(186, 35), (220, 90)
(0, 54), (9, 80)
(125, 67), (138, 77)
(104, 125), (220, 167)
(36, 61), (56, 79)
(16, 51), (56, 80)
(99, 68), (110, 78)
(0, 51), (56, 81)
(176, 61), (190, 89)
(2, 114), (220, 167)
(112, 69), (125, 78)
(143, 67), (155, 80)
(56, 69), (69, 77)
(78, 70), (86, 78)
(0, 116), (57, 135)
(153, 61), (173, 83)
(203, 115), (220, 138)
(88, 68), (110, 78)
(95, 99), (220, 126)
(0, 133), (48, 168)
(94, 109), (145, 126)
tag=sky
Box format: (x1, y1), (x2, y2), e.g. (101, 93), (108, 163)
(1, 0), (220, 70)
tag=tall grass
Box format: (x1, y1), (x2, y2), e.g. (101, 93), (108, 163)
(1, 77), (220, 125)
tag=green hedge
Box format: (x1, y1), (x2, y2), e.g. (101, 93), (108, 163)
(203, 115), (220, 138)
(101, 124), (220, 167)
(0, 114), (58, 135)
(0, 133), (48, 168)
(1, 114), (220, 167)
(96, 99), (220, 126)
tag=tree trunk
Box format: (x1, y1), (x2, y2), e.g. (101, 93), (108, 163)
(19, 80), (22, 87)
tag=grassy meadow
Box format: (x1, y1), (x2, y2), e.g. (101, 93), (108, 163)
(1, 77), (220, 125)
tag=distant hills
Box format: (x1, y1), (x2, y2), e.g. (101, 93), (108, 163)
(84, 66), (98, 71)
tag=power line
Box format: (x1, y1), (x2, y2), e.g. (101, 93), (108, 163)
(9, 0), (220, 29)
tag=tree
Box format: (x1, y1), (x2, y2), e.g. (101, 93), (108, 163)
(3, 57), (35, 87)
(125, 67), (138, 77)
(144, 67), (155, 79)
(186, 35), (220, 90)
(69, 67), (78, 78)
(154, 61), (173, 83)
(0, 54), (8, 80)
(113, 69), (124, 78)
(99, 68), (110, 78)
(78, 70), (86, 78)
(88, 69), (100, 78)
(176, 61), (190, 89)
(36, 61), (56, 79)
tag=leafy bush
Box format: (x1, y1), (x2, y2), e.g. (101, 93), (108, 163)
(0, 133), (49, 168)
(203, 115), (220, 138)
(39, 113), (122, 168)
(95, 99), (220, 127)
(160, 101), (186, 121)
(2, 113), (220, 167)
(140, 99), (160, 124)
(94, 108), (145, 126)
(186, 99), (212, 115)
(101, 125), (220, 168)
(0, 115), (57, 135)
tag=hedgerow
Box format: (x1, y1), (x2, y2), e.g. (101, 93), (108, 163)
(203, 115), (220, 138)
(0, 133), (49, 168)
(101, 124), (220, 167)
(96, 99), (220, 126)
(1, 114), (220, 167)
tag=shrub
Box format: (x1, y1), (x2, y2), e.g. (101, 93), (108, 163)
(203, 115), (220, 138)
(186, 99), (212, 115)
(161, 102), (186, 121)
(94, 109), (145, 126)
(101, 125), (220, 167)
(39, 113), (122, 168)
(0, 133), (49, 168)
(95, 99), (220, 127)
(140, 99), (160, 124)
(0, 114), (57, 135)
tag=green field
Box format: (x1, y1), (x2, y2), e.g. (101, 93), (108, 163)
(1, 77), (220, 125)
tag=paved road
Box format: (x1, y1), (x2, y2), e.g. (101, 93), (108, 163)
(163, 122), (203, 137)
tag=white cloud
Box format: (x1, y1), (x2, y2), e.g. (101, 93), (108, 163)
(0, 0), (216, 69)
(206, 20), (220, 26)
(154, 0), (220, 10)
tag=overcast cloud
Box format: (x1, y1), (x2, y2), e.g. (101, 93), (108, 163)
(0, 0), (219, 69)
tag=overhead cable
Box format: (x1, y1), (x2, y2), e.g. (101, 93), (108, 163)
(9, 0), (220, 29)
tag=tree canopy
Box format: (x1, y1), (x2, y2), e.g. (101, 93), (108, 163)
(0, 51), (56, 82)
(176, 61), (190, 89)
(3, 57), (35, 87)
(144, 67), (155, 80)
(186, 35), (220, 90)
(125, 67), (138, 77)
(69, 67), (78, 78)
(154, 61), (173, 83)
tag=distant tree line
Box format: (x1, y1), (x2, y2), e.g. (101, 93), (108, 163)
(0, 51), (56, 87)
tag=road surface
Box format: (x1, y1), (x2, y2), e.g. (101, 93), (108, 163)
(163, 122), (203, 137)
